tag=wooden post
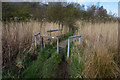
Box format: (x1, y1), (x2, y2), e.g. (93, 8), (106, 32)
(50, 32), (51, 36)
(41, 37), (44, 51)
(44, 40), (46, 48)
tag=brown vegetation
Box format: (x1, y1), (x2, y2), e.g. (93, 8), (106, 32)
(2, 20), (68, 69)
(71, 21), (120, 78)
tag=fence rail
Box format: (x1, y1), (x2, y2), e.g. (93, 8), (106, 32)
(34, 34), (59, 54)
(34, 32), (81, 58)
(69, 35), (81, 39)
(47, 29), (62, 33)
(35, 32), (40, 36)
(67, 35), (81, 58)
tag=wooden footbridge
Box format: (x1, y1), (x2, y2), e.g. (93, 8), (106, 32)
(34, 29), (81, 58)
(33, 28), (81, 78)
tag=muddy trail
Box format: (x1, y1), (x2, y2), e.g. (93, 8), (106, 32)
(56, 40), (70, 78)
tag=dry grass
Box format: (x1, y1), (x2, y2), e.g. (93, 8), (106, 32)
(2, 20), (68, 68)
(83, 44), (119, 78)
(71, 21), (120, 78)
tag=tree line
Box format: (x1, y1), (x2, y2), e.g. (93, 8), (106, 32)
(2, 2), (117, 25)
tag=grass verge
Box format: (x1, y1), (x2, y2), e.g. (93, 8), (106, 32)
(68, 46), (85, 78)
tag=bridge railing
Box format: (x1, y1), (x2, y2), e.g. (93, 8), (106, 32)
(47, 29), (62, 36)
(41, 36), (59, 54)
(47, 29), (62, 33)
(67, 35), (81, 58)
(34, 29), (63, 53)
(34, 32), (40, 49)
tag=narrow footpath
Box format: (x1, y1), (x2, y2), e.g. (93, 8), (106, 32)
(56, 40), (70, 78)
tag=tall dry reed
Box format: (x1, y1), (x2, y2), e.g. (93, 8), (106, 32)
(71, 21), (120, 78)
(2, 20), (68, 69)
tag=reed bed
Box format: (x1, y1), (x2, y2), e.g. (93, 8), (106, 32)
(70, 21), (120, 78)
(2, 20), (68, 69)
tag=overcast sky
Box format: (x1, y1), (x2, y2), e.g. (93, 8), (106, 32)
(79, 2), (118, 17)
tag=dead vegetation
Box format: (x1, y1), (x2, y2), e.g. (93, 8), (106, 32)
(2, 20), (69, 70)
(70, 21), (120, 78)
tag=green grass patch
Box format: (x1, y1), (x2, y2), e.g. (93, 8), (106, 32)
(22, 52), (61, 78)
(2, 31), (75, 79)
(22, 52), (46, 78)
(60, 32), (74, 41)
(22, 41), (62, 78)
(68, 49), (85, 78)
(42, 53), (61, 78)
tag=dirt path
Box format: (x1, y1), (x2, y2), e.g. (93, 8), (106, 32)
(56, 40), (70, 78)
(59, 40), (68, 49)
